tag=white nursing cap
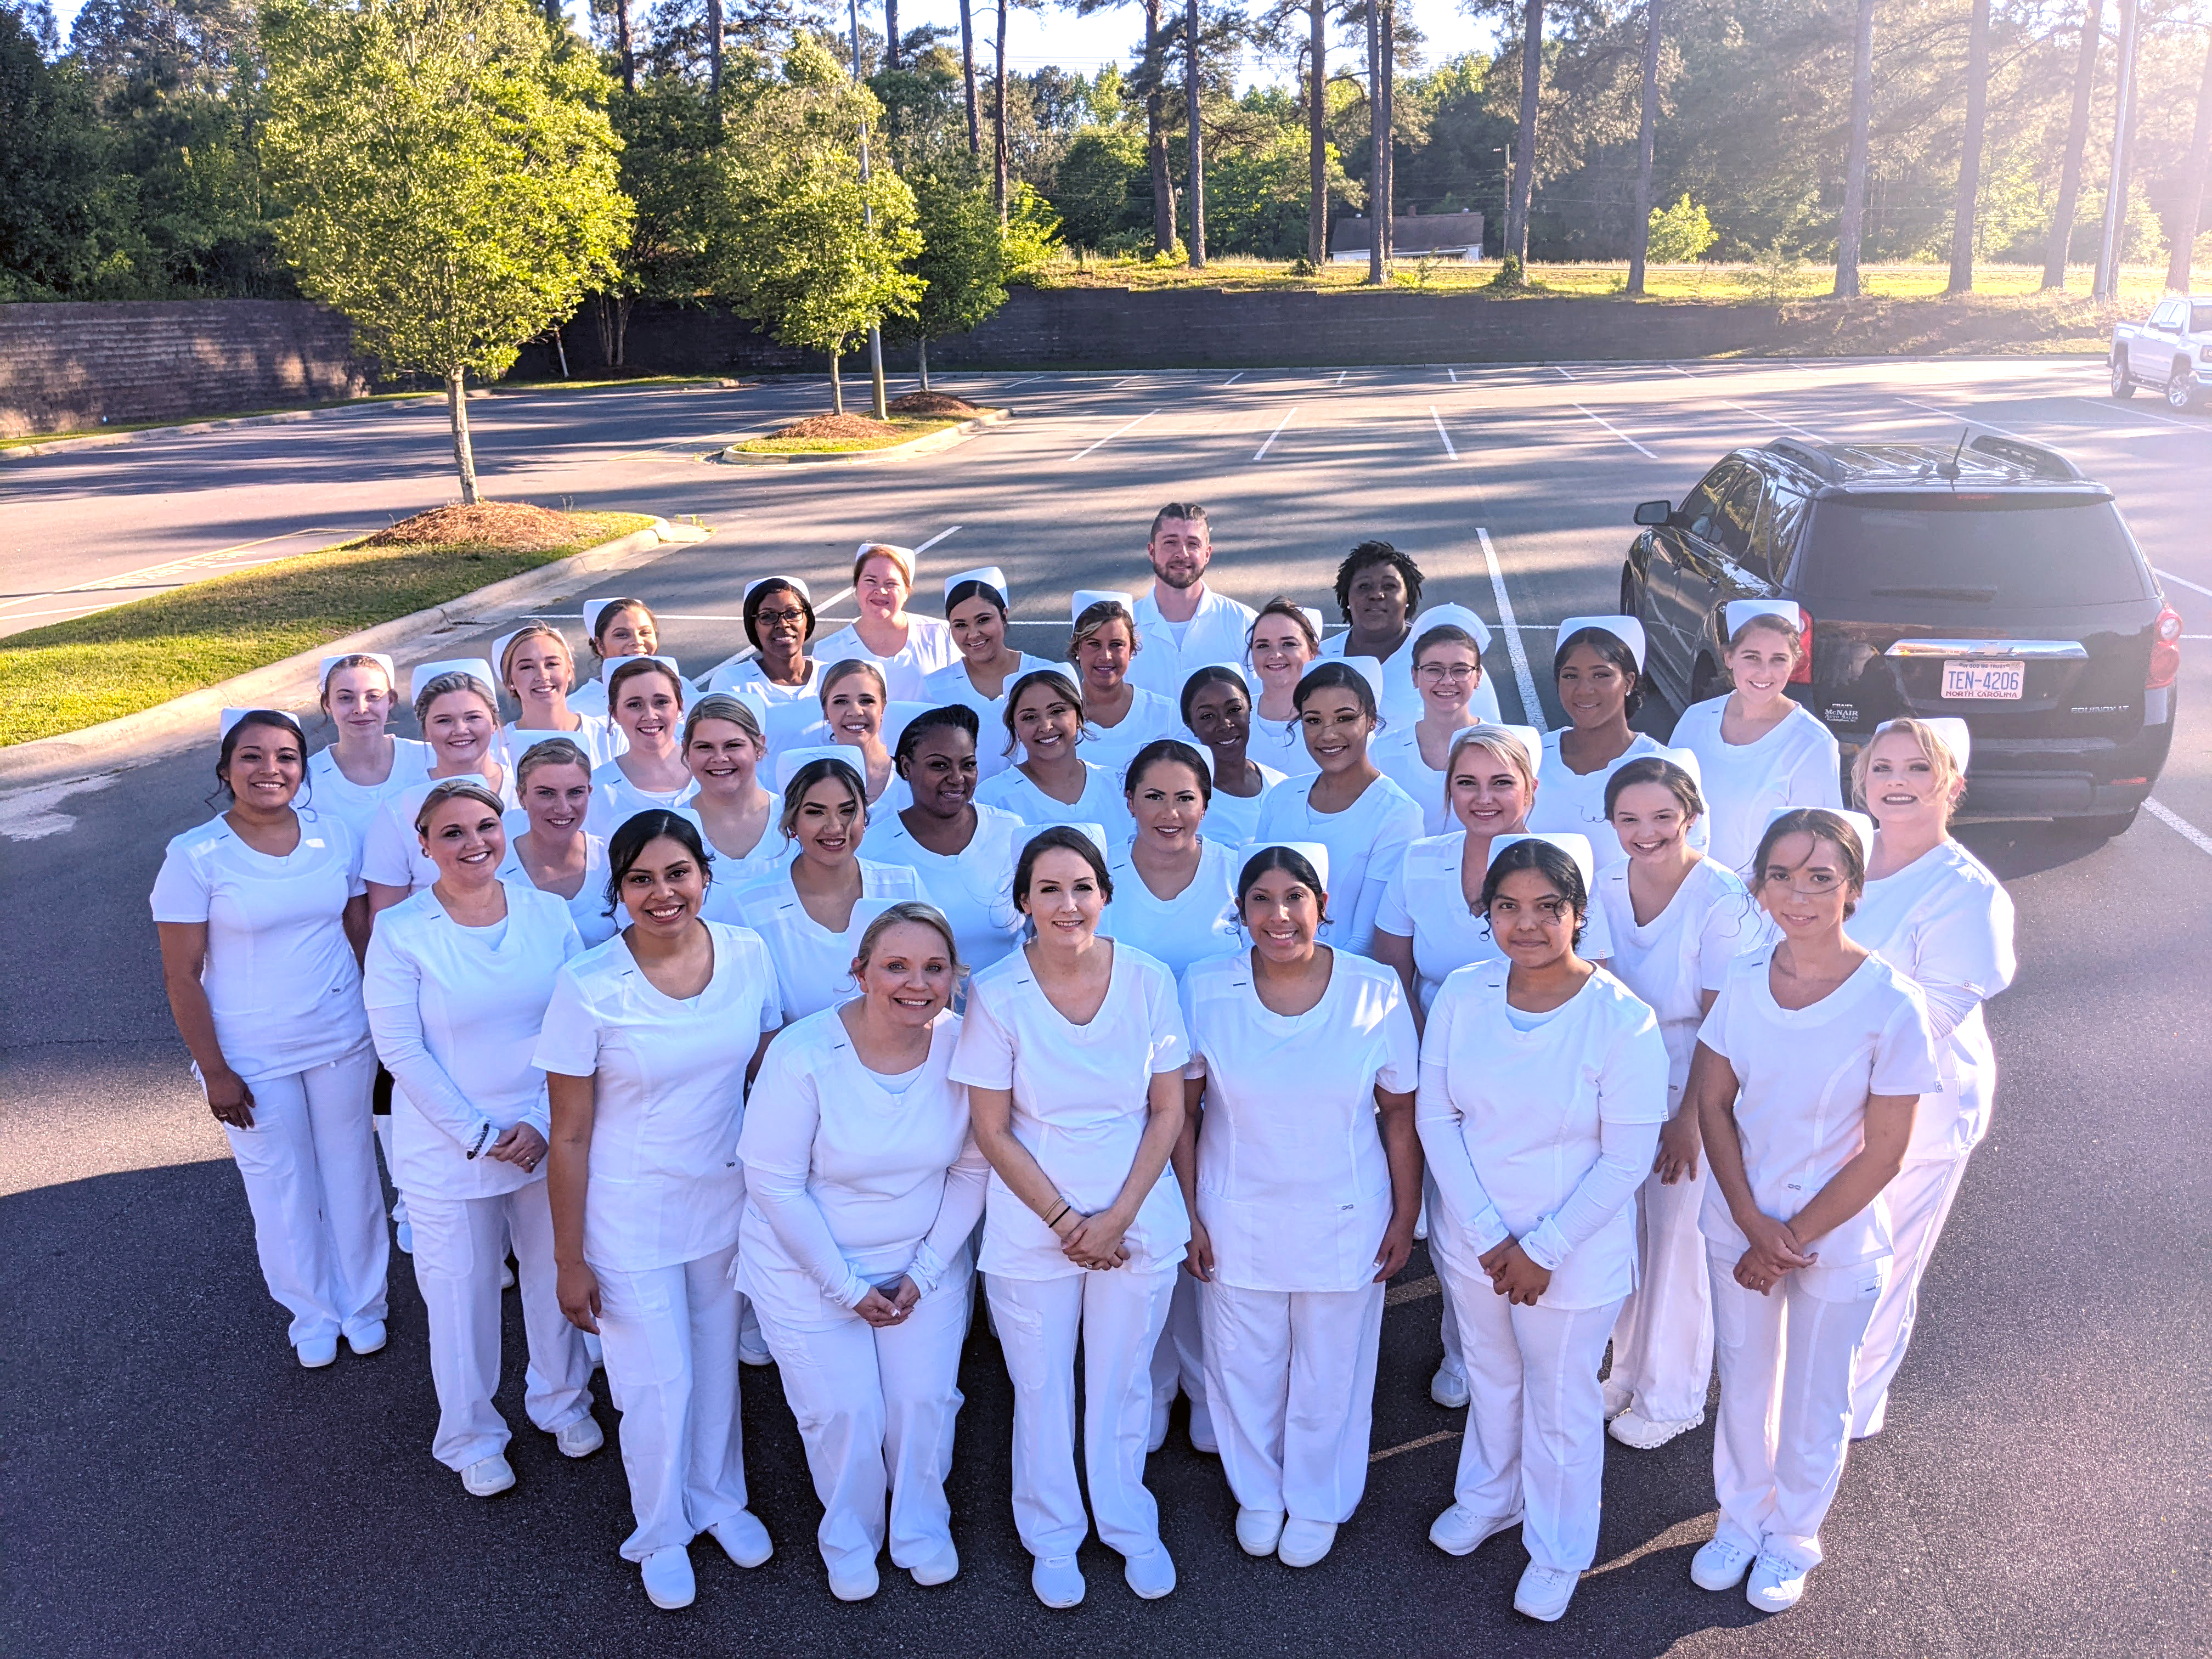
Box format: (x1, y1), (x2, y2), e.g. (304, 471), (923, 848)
(217, 707), (257, 738)
(744, 575), (812, 603)
(1452, 722), (1544, 774)
(774, 744), (864, 794)
(409, 658), (498, 702)
(944, 566), (1010, 606)
(1554, 614), (1647, 671)
(1237, 838), (1331, 891)
(601, 652), (685, 687)
(490, 623), (569, 675)
(692, 683), (770, 726)
(318, 651), (394, 691)
(1485, 831), (1598, 894)
(1880, 715), (1972, 772)
(581, 596), (653, 637)
(1724, 598), (1805, 640)
(1184, 661), (1257, 700)
(1330, 654), (1390, 704)
(1042, 821), (1113, 859)
(855, 541), (918, 577)
(1409, 601), (1495, 656)
(1759, 804), (1877, 863)
(1071, 589), (1137, 622)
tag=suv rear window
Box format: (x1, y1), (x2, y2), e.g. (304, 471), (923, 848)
(1796, 495), (2152, 607)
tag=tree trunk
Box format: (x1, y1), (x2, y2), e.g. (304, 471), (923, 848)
(830, 348), (845, 415)
(1380, 0), (1394, 266)
(707, 0), (721, 91)
(552, 325), (569, 378)
(992, 0), (1009, 220)
(446, 370), (479, 505)
(2044, 0), (2103, 289)
(1508, 0), (1542, 262)
(1946, 0), (1991, 294)
(1186, 0), (1205, 266)
(614, 0), (634, 93)
(918, 336), (930, 391)
(1366, 0), (1383, 282)
(886, 0), (899, 69)
(2095, 0), (2141, 298)
(1307, 0), (1327, 266)
(960, 0), (980, 154)
(543, 0), (560, 27)
(1145, 0), (1177, 253)
(1832, 0), (1876, 297)
(1627, 0), (1661, 295)
(2163, 32), (2212, 292)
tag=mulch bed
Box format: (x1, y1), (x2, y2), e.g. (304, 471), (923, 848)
(766, 413), (902, 441)
(361, 502), (592, 552)
(887, 391), (984, 415)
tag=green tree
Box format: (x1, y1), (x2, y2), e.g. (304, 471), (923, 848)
(1645, 191), (1713, 263)
(890, 170), (1059, 384)
(0, 3), (134, 298)
(261, 0), (630, 501)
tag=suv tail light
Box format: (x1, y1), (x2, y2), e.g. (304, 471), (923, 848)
(1790, 607), (1814, 685)
(2148, 605), (2182, 690)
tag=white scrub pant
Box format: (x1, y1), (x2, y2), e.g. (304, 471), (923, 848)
(1709, 1245), (1886, 1572)
(988, 1265), (1176, 1560)
(1850, 1152), (1970, 1438)
(1426, 1170), (1467, 1387)
(221, 1042), (387, 1347)
(1200, 1279), (1384, 1523)
(406, 1181), (594, 1470)
(1441, 1249), (1620, 1572)
(594, 1242), (750, 1562)
(751, 1259), (971, 1578)
(1149, 1269), (1208, 1427)
(1608, 1162), (1716, 1424)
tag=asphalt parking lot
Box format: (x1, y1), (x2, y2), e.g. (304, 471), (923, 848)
(4, 358), (2209, 1656)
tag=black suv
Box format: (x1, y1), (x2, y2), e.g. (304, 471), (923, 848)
(1621, 435), (2181, 834)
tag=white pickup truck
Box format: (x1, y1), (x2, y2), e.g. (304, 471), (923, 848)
(2111, 295), (2210, 410)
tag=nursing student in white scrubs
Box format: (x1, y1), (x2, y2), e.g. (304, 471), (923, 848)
(537, 811), (783, 1612)
(586, 657), (698, 838)
(1590, 758), (1765, 1454)
(1531, 617), (1706, 860)
(813, 658), (904, 808)
(974, 668), (1132, 836)
(1844, 719), (2015, 1441)
(703, 577), (823, 716)
(1370, 617), (1505, 836)
(1317, 540), (1435, 732)
(1177, 843), (1421, 1568)
(813, 542), (961, 702)
(1178, 665), (1284, 847)
(1417, 835), (1669, 1624)
(1253, 661), (1424, 955)
(731, 755), (926, 1021)
(365, 659), (516, 910)
(737, 904), (991, 1600)
(951, 827), (1192, 1610)
(868, 706), (1025, 974)
(922, 567), (1056, 779)
(1068, 593), (1182, 778)
(1669, 602), (1842, 878)
(567, 596), (662, 718)
(1245, 598), (1323, 778)
(1688, 808), (1938, 1614)
(679, 693), (787, 909)
(306, 652), (432, 846)
(1126, 503), (1260, 700)
(496, 620), (620, 769)
(153, 711), (387, 1368)
(500, 738), (619, 946)
(363, 781), (600, 1496)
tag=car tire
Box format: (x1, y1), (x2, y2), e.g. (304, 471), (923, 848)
(1689, 657), (1722, 704)
(1620, 565), (1641, 617)
(2169, 368), (2200, 411)
(2111, 353), (2135, 399)
(2078, 808), (2139, 838)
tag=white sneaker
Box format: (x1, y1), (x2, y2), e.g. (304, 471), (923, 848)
(1430, 1362), (1471, 1409)
(1147, 1401), (1170, 1453)
(1122, 1544), (1176, 1600)
(827, 1555), (879, 1601)
(1608, 1407), (1704, 1451)
(1031, 1553), (1085, 1609)
(1852, 1390), (1888, 1441)
(640, 1545), (695, 1610)
(296, 1334), (339, 1369)
(555, 1417), (604, 1458)
(583, 1331), (603, 1369)
(737, 1330), (774, 1368)
(907, 1538), (960, 1587)
(394, 1220), (413, 1255)
(461, 1454), (515, 1498)
(1188, 1398), (1218, 1454)
(344, 1320), (386, 1356)
(1746, 1551), (1808, 1612)
(1690, 1537), (1756, 1591)
(709, 1511), (773, 1568)
(1234, 1506), (1286, 1557)
(1429, 1504), (1521, 1556)
(1277, 1519), (1337, 1568)
(500, 1259), (516, 1290)
(1601, 1375), (1633, 1419)
(1513, 1562), (1578, 1622)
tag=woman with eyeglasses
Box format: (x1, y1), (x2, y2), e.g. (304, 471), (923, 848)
(1369, 621), (1494, 836)
(705, 578), (822, 713)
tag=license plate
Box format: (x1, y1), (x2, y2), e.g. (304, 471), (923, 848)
(1942, 659), (2024, 700)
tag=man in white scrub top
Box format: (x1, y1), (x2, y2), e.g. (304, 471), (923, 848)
(1127, 504), (1258, 702)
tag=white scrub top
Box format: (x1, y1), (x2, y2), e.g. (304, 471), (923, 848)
(1530, 731), (1708, 862)
(737, 1009), (989, 1310)
(1696, 946), (1940, 1280)
(567, 675), (610, 717)
(1417, 961), (1670, 1308)
(865, 804), (1025, 973)
(363, 881), (583, 1198)
(732, 857), (927, 1020)
(1195, 762), (1284, 849)
(1846, 841), (2016, 1162)
(1080, 687), (1183, 783)
(679, 796), (790, 908)
(1253, 771), (1424, 955)
(362, 772), (519, 895)
(921, 654), (1059, 780)
(1248, 710), (1321, 780)
(1182, 949), (1418, 1291)
(1368, 721), (1469, 837)
(584, 758), (698, 840)
(1591, 856), (1766, 1091)
(813, 618), (961, 703)
(1128, 586), (1260, 702)
(1668, 696), (1843, 881)
(974, 759), (1133, 839)
(495, 816), (619, 946)
(949, 942), (1192, 1280)
(306, 740), (433, 847)
(1320, 630), (1503, 731)
(532, 919), (782, 1273)
(704, 653), (822, 709)
(503, 713), (623, 770)
(149, 809), (370, 1080)
(1375, 832), (1613, 1009)
(1099, 837), (1242, 980)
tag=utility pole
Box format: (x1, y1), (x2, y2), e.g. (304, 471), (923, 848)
(2094, 0), (2141, 301)
(847, 0), (891, 418)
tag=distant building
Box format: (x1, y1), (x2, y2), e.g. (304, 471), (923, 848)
(1329, 210), (1485, 263)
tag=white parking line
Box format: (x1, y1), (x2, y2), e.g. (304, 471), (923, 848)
(1552, 366), (1578, 380)
(1429, 407), (1458, 459)
(1571, 404), (1658, 459)
(1897, 398), (2030, 442)
(2146, 798), (2212, 859)
(916, 526), (961, 552)
(1719, 399), (1825, 441)
(1335, 369), (1348, 386)
(0, 526), (360, 617)
(1448, 367), (1459, 383)
(2068, 396), (2205, 432)
(1252, 408), (1297, 462)
(1069, 409), (1158, 461)
(1477, 527), (1545, 731)
(1223, 371), (1245, 387)
(2154, 568), (2212, 599)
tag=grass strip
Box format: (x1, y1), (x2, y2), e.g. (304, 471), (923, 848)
(735, 416), (959, 454)
(0, 512), (654, 747)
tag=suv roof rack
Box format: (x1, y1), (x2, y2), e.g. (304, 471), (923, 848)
(1965, 433), (2086, 481)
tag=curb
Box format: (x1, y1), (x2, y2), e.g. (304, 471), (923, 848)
(718, 406), (1011, 466)
(0, 517), (714, 795)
